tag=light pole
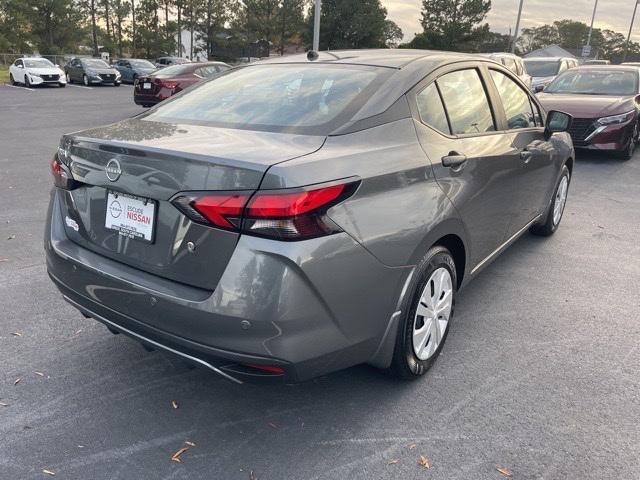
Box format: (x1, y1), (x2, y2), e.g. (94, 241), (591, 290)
(511, 0), (524, 53)
(312, 0), (321, 52)
(623, 0), (640, 62)
(586, 0), (599, 48)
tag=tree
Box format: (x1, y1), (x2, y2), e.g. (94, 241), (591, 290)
(415, 0), (491, 51)
(277, 0), (305, 55)
(305, 0), (402, 50)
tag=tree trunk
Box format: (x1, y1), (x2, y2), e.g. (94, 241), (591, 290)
(280, 0), (286, 55)
(131, 0), (136, 56)
(177, 2), (182, 57)
(91, 0), (99, 56)
(206, 0), (212, 58)
(104, 0), (111, 43)
(165, 1), (170, 47)
(189, 1), (194, 60)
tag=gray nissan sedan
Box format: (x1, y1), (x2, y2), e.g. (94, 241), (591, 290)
(45, 50), (574, 384)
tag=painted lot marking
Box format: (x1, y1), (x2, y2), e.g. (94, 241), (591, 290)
(3, 83), (35, 92)
(66, 84), (93, 90)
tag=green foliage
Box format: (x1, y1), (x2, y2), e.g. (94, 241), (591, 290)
(304, 0), (402, 50)
(408, 0), (491, 51)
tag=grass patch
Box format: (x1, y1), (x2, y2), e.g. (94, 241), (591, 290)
(0, 67), (9, 83)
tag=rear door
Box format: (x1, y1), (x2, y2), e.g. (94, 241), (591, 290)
(487, 67), (556, 234)
(411, 64), (524, 269)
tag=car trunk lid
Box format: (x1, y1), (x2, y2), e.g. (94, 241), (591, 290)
(58, 118), (325, 290)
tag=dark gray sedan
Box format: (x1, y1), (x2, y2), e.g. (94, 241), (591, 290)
(46, 50), (574, 384)
(112, 58), (157, 84)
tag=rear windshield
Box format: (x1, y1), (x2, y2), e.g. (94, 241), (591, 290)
(545, 70), (638, 96)
(525, 60), (560, 77)
(144, 64), (388, 134)
(24, 58), (54, 68)
(154, 64), (193, 77)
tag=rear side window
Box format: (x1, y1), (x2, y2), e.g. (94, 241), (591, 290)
(490, 70), (536, 129)
(416, 83), (450, 134)
(437, 69), (495, 135)
(503, 57), (517, 73)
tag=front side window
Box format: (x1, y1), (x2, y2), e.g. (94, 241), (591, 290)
(15, 60), (23, 67)
(436, 69), (495, 135)
(416, 83), (450, 134)
(145, 64), (386, 134)
(490, 70), (536, 129)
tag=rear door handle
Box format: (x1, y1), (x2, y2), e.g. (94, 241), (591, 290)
(520, 150), (533, 163)
(442, 152), (467, 169)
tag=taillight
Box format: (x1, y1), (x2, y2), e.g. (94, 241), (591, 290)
(159, 80), (178, 89)
(51, 153), (78, 190)
(172, 181), (358, 240)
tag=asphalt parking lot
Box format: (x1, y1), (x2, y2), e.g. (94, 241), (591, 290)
(1, 82), (639, 480)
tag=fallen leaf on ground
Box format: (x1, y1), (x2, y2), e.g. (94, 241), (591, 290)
(184, 441), (196, 447)
(7, 235), (15, 240)
(418, 455), (431, 468)
(387, 459), (399, 465)
(496, 466), (513, 477)
(171, 400), (178, 409)
(42, 469), (55, 476)
(268, 422), (278, 429)
(13, 378), (21, 386)
(249, 471), (257, 480)
(77, 445), (84, 448)
(34, 371), (44, 377)
(11, 332), (22, 337)
(408, 443), (417, 450)
(73, 329), (83, 335)
(171, 446), (190, 463)
(0, 402), (9, 407)
(0, 258), (9, 262)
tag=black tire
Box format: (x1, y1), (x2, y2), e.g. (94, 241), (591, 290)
(83, 74), (89, 86)
(24, 75), (31, 88)
(530, 165), (571, 237)
(59, 82), (66, 88)
(619, 122), (638, 161)
(114, 81), (121, 87)
(388, 246), (457, 380)
(9, 73), (16, 85)
(66, 72), (72, 84)
(132, 74), (138, 85)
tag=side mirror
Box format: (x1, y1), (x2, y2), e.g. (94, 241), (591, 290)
(17, 64), (24, 69)
(545, 110), (572, 138)
(534, 84), (544, 93)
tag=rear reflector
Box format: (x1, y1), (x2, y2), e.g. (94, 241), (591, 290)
(172, 181), (358, 240)
(243, 364), (285, 375)
(51, 154), (78, 190)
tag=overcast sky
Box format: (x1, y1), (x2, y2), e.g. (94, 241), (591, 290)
(381, 0), (640, 43)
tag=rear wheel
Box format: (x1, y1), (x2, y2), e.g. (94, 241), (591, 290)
(83, 74), (89, 86)
(530, 165), (570, 237)
(114, 81), (121, 87)
(389, 246), (456, 380)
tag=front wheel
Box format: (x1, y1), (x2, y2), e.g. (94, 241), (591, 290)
(530, 165), (570, 237)
(24, 75), (31, 88)
(619, 122), (638, 161)
(9, 73), (16, 85)
(66, 72), (72, 84)
(83, 74), (89, 86)
(389, 246), (456, 380)
(114, 81), (121, 87)
(59, 82), (66, 88)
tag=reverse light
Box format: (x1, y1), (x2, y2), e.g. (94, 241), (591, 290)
(597, 110), (635, 126)
(172, 181), (359, 241)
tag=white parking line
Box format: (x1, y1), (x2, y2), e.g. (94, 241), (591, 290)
(3, 83), (35, 92)
(66, 84), (93, 90)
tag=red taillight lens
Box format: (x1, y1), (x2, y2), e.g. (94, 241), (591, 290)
(51, 154), (77, 190)
(173, 192), (251, 231)
(172, 181), (358, 240)
(159, 80), (178, 89)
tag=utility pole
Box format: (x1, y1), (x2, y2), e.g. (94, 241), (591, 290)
(511, 0), (524, 54)
(624, 0), (640, 62)
(312, 0), (321, 52)
(586, 0), (599, 47)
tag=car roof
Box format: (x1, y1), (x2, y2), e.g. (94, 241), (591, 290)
(524, 57), (572, 62)
(257, 49), (478, 69)
(255, 49), (504, 124)
(573, 64), (638, 72)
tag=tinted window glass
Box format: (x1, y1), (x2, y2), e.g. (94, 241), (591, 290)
(195, 66), (219, 78)
(490, 70), (536, 129)
(154, 64), (193, 77)
(437, 69), (495, 135)
(145, 64), (384, 133)
(82, 59), (110, 68)
(24, 58), (54, 68)
(524, 60), (560, 77)
(416, 83), (450, 134)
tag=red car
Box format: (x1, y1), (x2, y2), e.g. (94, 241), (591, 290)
(537, 65), (640, 159)
(134, 61), (231, 107)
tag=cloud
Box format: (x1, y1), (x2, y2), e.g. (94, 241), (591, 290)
(382, 0), (640, 42)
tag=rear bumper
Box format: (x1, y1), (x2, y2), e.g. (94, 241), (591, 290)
(133, 94), (161, 106)
(45, 189), (409, 383)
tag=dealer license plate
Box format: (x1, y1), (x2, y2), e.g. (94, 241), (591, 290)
(105, 191), (156, 243)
